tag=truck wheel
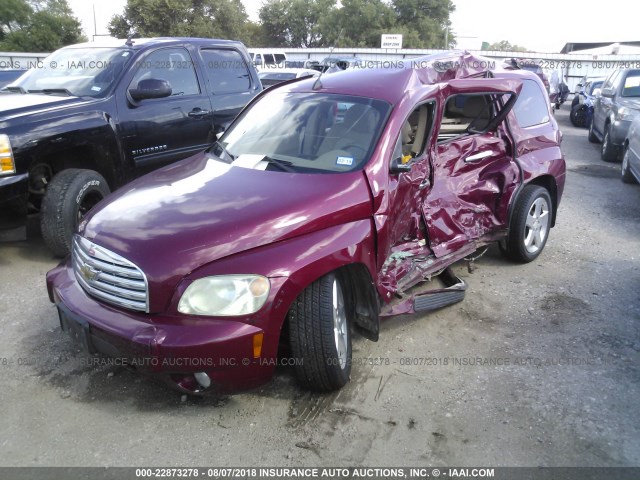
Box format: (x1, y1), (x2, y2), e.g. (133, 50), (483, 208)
(503, 185), (552, 263)
(40, 169), (110, 257)
(288, 272), (352, 391)
(601, 124), (619, 162)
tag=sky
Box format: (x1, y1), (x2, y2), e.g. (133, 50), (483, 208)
(68, 0), (639, 53)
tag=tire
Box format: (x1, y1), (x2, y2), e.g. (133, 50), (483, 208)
(288, 272), (352, 391)
(571, 96), (579, 108)
(503, 185), (553, 263)
(40, 169), (110, 257)
(621, 146), (637, 184)
(570, 104), (587, 127)
(601, 124), (619, 162)
(588, 121), (599, 143)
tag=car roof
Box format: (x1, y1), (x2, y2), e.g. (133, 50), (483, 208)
(259, 68), (318, 76)
(61, 37), (243, 50)
(283, 51), (526, 105)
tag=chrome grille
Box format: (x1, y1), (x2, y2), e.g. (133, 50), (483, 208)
(72, 235), (149, 312)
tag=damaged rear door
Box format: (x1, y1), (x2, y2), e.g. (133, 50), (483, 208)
(424, 79), (522, 257)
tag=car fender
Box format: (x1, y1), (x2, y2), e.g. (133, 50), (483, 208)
(169, 219), (379, 344)
(15, 110), (122, 187)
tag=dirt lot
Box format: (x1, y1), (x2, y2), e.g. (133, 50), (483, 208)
(0, 106), (639, 467)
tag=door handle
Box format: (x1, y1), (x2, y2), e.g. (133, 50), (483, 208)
(465, 150), (494, 162)
(188, 109), (211, 118)
(419, 178), (431, 189)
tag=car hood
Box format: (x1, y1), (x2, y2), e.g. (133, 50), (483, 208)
(81, 153), (373, 310)
(0, 93), (88, 121)
(619, 97), (640, 111)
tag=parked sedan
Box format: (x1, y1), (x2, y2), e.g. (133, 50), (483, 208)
(590, 68), (640, 161)
(259, 68), (319, 89)
(621, 114), (640, 184)
(46, 52), (565, 395)
(570, 77), (606, 127)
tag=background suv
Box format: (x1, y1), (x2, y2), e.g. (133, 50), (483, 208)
(590, 69), (640, 161)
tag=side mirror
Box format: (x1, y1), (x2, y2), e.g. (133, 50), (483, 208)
(592, 88), (602, 98)
(129, 78), (172, 102)
(390, 156), (412, 174)
(600, 87), (614, 98)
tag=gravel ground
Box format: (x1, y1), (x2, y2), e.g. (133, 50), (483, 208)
(0, 105), (638, 467)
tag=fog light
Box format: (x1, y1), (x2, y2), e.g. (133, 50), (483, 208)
(253, 333), (264, 358)
(194, 371), (211, 389)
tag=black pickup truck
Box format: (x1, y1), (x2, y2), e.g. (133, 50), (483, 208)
(0, 37), (262, 255)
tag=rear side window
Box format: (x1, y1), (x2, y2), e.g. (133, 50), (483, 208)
(513, 79), (550, 128)
(200, 49), (251, 94)
(274, 54), (286, 64)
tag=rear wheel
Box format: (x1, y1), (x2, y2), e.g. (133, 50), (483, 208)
(621, 147), (637, 184)
(601, 124), (619, 162)
(288, 272), (352, 391)
(40, 169), (110, 257)
(503, 185), (552, 263)
(570, 104), (587, 127)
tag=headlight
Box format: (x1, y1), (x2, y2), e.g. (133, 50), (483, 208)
(0, 134), (16, 175)
(618, 107), (637, 121)
(178, 275), (270, 316)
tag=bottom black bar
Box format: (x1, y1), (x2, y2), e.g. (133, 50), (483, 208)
(0, 467), (639, 480)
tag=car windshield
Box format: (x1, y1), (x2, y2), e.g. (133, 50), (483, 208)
(588, 81), (603, 95)
(622, 72), (640, 97)
(216, 92), (390, 173)
(7, 47), (133, 97)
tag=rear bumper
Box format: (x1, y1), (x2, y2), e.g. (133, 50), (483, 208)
(46, 260), (278, 394)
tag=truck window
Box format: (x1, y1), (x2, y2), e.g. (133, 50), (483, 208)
(512, 79), (550, 128)
(130, 48), (199, 97)
(200, 49), (251, 94)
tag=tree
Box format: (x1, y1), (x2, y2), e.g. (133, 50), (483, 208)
(0, 0), (85, 52)
(486, 40), (529, 52)
(391, 0), (455, 48)
(259, 0), (335, 48)
(320, 0), (396, 48)
(108, 0), (249, 43)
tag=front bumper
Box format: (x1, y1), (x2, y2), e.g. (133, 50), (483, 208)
(0, 173), (28, 229)
(46, 259), (280, 394)
(611, 119), (633, 146)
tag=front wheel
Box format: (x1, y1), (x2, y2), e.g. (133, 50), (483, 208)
(503, 185), (553, 263)
(588, 121), (599, 143)
(601, 124), (619, 162)
(621, 147), (637, 184)
(40, 169), (110, 257)
(288, 272), (352, 391)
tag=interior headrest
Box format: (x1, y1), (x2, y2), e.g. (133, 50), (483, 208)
(463, 96), (489, 118)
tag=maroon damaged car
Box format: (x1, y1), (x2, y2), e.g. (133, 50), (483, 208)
(46, 52), (566, 394)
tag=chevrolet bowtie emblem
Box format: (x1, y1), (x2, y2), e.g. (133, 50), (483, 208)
(80, 264), (99, 282)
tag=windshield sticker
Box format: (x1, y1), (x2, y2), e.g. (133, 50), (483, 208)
(122, 52), (130, 57)
(91, 86), (102, 92)
(336, 156), (354, 166)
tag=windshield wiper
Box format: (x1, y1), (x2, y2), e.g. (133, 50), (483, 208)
(28, 88), (74, 96)
(263, 156), (296, 173)
(1, 85), (27, 94)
